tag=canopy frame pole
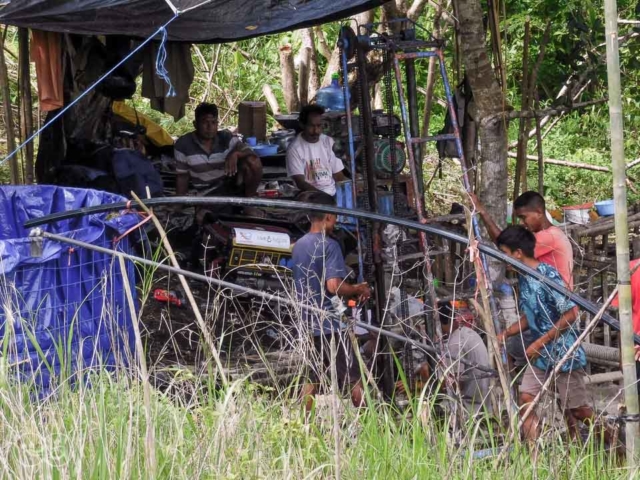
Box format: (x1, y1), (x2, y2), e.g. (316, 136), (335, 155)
(604, 0), (640, 466)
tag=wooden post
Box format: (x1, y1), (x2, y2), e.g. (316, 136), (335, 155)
(604, 0), (640, 465)
(0, 27), (20, 184)
(421, 4), (443, 140)
(18, 28), (34, 185)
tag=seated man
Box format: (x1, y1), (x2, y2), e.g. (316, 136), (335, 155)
(291, 191), (370, 411)
(439, 307), (493, 416)
(174, 102), (263, 203)
(399, 305), (492, 416)
(286, 104), (347, 196)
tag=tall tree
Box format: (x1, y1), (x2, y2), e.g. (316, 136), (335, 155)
(457, 0), (508, 283)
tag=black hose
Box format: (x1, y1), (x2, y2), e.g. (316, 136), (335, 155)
(34, 229), (497, 375)
(24, 196), (634, 342)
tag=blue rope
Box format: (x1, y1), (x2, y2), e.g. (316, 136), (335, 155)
(0, 13), (180, 169)
(155, 25), (176, 97)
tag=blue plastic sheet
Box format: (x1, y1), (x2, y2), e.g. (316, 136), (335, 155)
(0, 185), (140, 395)
(0, 0), (384, 43)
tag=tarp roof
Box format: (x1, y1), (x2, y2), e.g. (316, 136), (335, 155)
(0, 0), (385, 43)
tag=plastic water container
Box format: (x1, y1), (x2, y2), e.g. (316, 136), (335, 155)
(316, 73), (346, 112)
(378, 192), (394, 216)
(335, 180), (356, 226)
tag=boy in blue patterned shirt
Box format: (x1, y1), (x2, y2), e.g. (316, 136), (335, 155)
(496, 226), (596, 442)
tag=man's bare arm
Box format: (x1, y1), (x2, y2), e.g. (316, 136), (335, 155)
(175, 172), (190, 196)
(333, 170), (347, 182)
(469, 193), (503, 242)
(326, 277), (371, 303)
(292, 174), (323, 193)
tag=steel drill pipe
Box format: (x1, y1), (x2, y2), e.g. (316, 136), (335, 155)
(32, 229), (497, 376)
(23, 196), (636, 342)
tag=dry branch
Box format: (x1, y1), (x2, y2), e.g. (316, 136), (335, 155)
(507, 152), (610, 172)
(484, 98), (608, 126)
(314, 26), (332, 61)
(627, 157), (640, 170)
(262, 84), (280, 115)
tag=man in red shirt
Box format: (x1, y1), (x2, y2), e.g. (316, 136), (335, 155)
(471, 191), (574, 288)
(612, 258), (640, 393)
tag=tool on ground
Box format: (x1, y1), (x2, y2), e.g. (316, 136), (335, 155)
(153, 288), (185, 307)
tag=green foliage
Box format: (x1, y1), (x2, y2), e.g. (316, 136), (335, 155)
(2, 1), (640, 208)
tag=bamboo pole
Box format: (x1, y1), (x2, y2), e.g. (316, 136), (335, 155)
(604, 0), (640, 466)
(466, 210), (516, 425)
(534, 91), (544, 193)
(130, 192), (228, 386)
(514, 18), (531, 199)
(18, 28), (34, 185)
(118, 256), (157, 477)
(0, 27), (19, 184)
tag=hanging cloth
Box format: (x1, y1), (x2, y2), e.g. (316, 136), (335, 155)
(30, 30), (63, 112)
(141, 42), (194, 121)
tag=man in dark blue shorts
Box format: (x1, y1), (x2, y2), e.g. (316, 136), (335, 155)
(292, 191), (371, 411)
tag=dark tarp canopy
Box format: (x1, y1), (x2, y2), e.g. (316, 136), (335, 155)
(0, 0), (386, 43)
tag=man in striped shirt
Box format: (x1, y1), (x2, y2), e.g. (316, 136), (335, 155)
(174, 103), (262, 198)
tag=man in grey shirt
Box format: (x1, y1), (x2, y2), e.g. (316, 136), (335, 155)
(439, 307), (492, 416)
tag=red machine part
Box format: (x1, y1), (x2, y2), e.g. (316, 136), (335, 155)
(153, 289), (184, 307)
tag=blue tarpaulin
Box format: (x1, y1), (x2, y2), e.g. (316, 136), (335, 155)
(0, 185), (140, 394)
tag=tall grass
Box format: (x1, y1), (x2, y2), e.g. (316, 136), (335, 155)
(0, 368), (629, 479)
(0, 232), (630, 479)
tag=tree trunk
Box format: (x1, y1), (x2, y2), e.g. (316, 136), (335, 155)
(299, 29), (315, 106)
(457, 0), (508, 284)
(321, 10), (375, 87)
(302, 28), (320, 99)
(298, 46), (310, 106)
(279, 45), (300, 113)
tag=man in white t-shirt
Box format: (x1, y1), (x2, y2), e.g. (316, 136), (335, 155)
(286, 105), (347, 196)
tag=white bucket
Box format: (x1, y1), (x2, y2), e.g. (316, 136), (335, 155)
(564, 208), (590, 225)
